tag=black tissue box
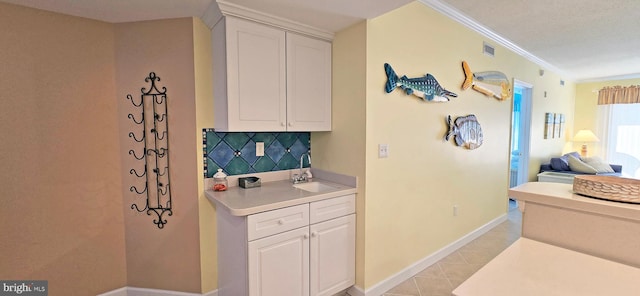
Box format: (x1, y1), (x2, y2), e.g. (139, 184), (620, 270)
(238, 177), (261, 188)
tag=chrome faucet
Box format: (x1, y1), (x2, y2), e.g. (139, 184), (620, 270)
(292, 153), (311, 183)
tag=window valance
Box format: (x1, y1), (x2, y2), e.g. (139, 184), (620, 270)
(597, 85), (640, 105)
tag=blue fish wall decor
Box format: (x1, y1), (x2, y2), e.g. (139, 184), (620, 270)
(461, 61), (512, 101)
(384, 63), (457, 102)
(444, 114), (483, 150)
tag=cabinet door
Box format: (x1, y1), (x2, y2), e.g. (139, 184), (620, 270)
(286, 33), (332, 131)
(249, 227), (310, 296)
(310, 215), (356, 296)
(226, 17), (287, 131)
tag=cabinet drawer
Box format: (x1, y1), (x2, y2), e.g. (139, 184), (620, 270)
(248, 204), (309, 241)
(310, 194), (356, 224)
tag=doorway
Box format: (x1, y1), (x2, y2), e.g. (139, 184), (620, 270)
(509, 80), (532, 188)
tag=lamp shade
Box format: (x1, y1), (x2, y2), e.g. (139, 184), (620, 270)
(573, 130), (600, 143)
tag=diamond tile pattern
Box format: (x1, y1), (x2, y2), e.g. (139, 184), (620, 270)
(202, 129), (311, 177)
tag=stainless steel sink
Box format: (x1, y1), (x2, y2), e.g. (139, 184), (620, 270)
(293, 182), (338, 193)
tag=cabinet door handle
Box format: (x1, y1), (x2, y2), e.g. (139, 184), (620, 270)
(288, 122), (293, 127)
(277, 219), (285, 225)
(311, 232), (317, 237)
(281, 122), (285, 127)
(303, 233), (309, 239)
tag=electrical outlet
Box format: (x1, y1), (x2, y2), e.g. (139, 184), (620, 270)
(378, 144), (389, 158)
(256, 142), (265, 156)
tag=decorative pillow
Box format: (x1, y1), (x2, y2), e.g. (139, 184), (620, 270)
(550, 157), (570, 171)
(583, 156), (615, 173)
(567, 155), (598, 174)
(550, 157), (568, 170)
(564, 151), (581, 159)
(549, 152), (580, 171)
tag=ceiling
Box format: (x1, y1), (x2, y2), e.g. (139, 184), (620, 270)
(3, 0), (638, 82)
(438, 0), (640, 82)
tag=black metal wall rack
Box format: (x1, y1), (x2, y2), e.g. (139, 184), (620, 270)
(127, 72), (172, 229)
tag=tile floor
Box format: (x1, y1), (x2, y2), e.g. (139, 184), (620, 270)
(381, 200), (522, 296)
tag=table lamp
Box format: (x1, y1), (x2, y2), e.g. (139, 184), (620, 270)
(573, 129), (599, 157)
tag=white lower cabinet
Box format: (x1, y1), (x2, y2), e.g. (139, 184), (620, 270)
(217, 194), (355, 296)
(310, 215), (356, 296)
(249, 227), (310, 296)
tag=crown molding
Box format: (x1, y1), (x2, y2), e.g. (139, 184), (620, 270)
(419, 0), (574, 82)
(200, 1), (223, 29)
(201, 0), (334, 41)
(576, 72), (640, 83)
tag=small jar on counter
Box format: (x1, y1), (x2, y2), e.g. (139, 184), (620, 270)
(213, 169), (228, 191)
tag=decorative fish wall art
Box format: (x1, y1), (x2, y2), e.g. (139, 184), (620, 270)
(444, 114), (483, 150)
(384, 63), (457, 102)
(461, 61), (512, 101)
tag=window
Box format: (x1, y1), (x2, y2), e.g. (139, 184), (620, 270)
(597, 103), (640, 178)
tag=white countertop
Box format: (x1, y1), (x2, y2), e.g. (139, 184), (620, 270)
(453, 238), (640, 296)
(509, 182), (640, 221)
(205, 178), (356, 216)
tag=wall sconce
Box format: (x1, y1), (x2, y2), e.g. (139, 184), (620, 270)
(573, 129), (599, 158)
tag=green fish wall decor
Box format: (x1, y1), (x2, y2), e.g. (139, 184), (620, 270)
(384, 63), (457, 102)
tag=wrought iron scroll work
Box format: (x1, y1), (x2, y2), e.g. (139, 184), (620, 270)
(127, 72), (173, 229)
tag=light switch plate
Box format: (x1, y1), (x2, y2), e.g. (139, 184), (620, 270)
(256, 142), (265, 156)
(378, 144), (389, 158)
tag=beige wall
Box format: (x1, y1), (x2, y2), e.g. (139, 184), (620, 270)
(115, 18), (203, 293)
(1, 4), (215, 294)
(314, 2), (577, 289)
(193, 18), (218, 292)
(0, 3), (127, 295)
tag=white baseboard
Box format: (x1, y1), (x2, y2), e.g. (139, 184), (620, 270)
(348, 213), (507, 296)
(202, 290), (218, 296)
(97, 287), (128, 296)
(97, 287), (218, 296)
(102, 215), (506, 296)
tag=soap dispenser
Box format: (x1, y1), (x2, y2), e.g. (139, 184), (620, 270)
(213, 169), (228, 191)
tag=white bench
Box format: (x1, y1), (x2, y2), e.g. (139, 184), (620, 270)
(536, 171), (575, 184)
(452, 238), (640, 296)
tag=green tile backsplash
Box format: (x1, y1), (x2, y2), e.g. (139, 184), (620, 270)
(202, 129), (310, 177)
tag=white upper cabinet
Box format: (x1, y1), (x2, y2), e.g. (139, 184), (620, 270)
(286, 33), (332, 131)
(213, 17), (286, 131)
(212, 16), (332, 132)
